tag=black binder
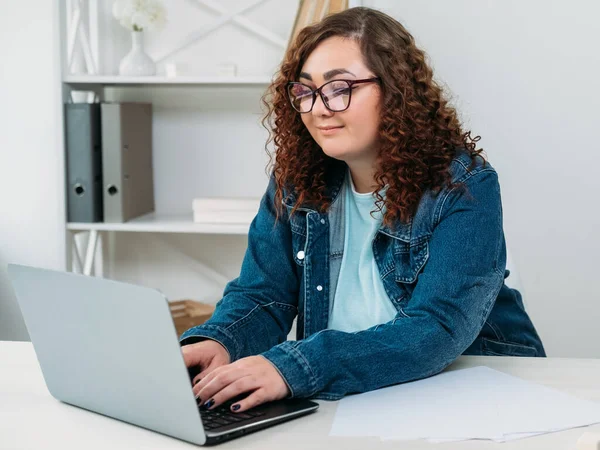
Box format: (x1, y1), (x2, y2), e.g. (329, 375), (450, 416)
(64, 103), (103, 223)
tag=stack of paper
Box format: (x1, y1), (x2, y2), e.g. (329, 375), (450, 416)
(192, 197), (260, 224)
(330, 366), (600, 443)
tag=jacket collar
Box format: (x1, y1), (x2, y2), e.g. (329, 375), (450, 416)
(282, 159), (413, 242)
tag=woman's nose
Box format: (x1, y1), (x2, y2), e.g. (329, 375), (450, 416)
(311, 93), (334, 117)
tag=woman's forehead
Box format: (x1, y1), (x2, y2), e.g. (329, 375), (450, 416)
(300, 60), (368, 83)
(300, 37), (366, 75)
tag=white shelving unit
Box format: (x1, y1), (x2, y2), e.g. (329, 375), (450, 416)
(67, 211), (251, 279)
(60, 0), (280, 278)
(63, 73), (264, 276)
(67, 212), (251, 234)
(64, 75), (273, 85)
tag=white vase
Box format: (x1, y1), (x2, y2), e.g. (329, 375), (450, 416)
(118, 31), (156, 76)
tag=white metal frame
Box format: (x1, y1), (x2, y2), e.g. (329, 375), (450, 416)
(64, 0), (101, 275)
(156, 0), (287, 64)
(65, 0), (99, 75)
(70, 230), (103, 276)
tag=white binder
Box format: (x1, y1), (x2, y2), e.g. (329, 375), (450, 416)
(101, 102), (155, 223)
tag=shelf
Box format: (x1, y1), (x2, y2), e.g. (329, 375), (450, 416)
(63, 75), (273, 86)
(67, 212), (250, 235)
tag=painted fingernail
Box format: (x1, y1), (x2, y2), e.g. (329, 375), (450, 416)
(204, 399), (214, 409)
(232, 404), (241, 411)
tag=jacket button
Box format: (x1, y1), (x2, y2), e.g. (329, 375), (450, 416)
(297, 250), (305, 260)
(320, 219), (325, 224)
(316, 285), (323, 291)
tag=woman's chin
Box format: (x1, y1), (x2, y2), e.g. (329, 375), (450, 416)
(320, 145), (349, 160)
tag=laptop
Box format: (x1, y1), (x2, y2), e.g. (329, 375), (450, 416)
(7, 263), (319, 446)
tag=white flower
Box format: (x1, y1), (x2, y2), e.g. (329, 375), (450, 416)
(112, 0), (167, 32)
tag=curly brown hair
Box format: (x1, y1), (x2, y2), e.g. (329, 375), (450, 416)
(261, 7), (486, 227)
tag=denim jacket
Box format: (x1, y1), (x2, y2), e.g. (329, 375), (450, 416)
(180, 150), (545, 400)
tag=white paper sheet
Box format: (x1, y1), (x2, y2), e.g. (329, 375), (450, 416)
(329, 366), (600, 442)
(423, 431), (549, 444)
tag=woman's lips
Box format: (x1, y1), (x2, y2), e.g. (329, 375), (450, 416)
(317, 126), (344, 135)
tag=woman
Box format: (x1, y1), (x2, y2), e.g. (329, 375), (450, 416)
(180, 7), (545, 414)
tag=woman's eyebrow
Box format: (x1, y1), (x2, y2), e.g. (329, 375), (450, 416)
(299, 68), (356, 81)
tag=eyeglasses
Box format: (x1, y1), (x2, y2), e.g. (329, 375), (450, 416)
(286, 77), (381, 113)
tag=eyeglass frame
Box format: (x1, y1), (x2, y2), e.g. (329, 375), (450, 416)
(286, 77), (381, 113)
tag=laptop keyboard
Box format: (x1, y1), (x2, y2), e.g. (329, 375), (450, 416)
(199, 400), (266, 431)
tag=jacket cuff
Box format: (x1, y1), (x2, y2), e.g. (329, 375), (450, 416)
(261, 341), (319, 398)
(179, 324), (240, 361)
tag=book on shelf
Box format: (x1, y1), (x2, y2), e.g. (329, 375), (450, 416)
(192, 197), (261, 224)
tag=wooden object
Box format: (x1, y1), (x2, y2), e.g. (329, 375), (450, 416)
(288, 0), (349, 47)
(169, 299), (215, 336)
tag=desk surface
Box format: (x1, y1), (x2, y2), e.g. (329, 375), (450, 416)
(2, 341), (599, 450)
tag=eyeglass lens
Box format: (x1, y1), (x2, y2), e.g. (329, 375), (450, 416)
(289, 80), (351, 112)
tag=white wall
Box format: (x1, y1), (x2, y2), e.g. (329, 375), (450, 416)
(1, 0), (599, 357)
(367, 0), (600, 357)
(0, 0), (65, 341)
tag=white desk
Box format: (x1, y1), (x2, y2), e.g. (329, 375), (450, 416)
(2, 341), (599, 450)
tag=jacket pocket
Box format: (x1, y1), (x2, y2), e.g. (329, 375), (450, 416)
(481, 337), (538, 357)
(394, 239), (429, 284)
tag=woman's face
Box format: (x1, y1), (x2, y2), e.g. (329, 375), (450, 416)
(296, 36), (381, 166)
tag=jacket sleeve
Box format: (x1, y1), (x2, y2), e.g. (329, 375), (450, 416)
(261, 169), (506, 399)
(179, 175), (299, 360)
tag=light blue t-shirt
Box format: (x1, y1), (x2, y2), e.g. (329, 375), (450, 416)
(328, 170), (398, 333)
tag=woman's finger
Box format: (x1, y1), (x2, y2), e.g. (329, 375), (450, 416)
(203, 376), (258, 409)
(192, 373), (202, 386)
(196, 365), (243, 403)
(181, 344), (203, 369)
(192, 361), (220, 386)
(229, 388), (271, 413)
(193, 365), (224, 399)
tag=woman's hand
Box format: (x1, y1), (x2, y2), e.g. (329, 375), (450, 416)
(181, 340), (231, 385)
(193, 355), (290, 412)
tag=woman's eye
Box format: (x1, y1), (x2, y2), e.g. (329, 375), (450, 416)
(333, 88), (351, 95)
(292, 87), (312, 98)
